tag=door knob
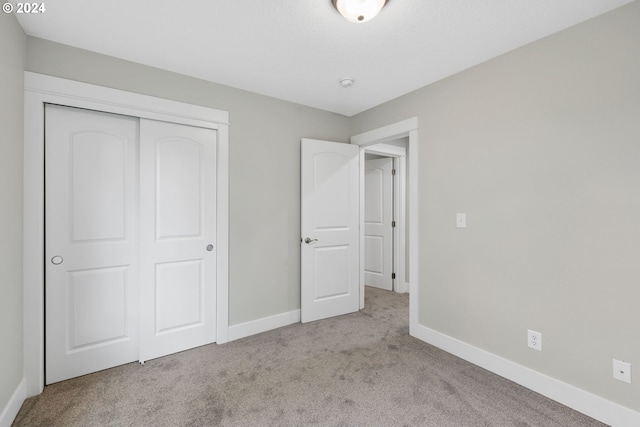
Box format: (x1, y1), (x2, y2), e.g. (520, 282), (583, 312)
(304, 237), (318, 244)
(51, 256), (63, 265)
(206, 244), (214, 251)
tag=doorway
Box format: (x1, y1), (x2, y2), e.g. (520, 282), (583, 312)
(363, 136), (410, 294)
(351, 118), (419, 334)
(364, 155), (394, 291)
(299, 118), (419, 330)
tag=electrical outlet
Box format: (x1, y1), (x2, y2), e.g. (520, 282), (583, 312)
(613, 359), (631, 384)
(456, 213), (466, 228)
(527, 329), (542, 351)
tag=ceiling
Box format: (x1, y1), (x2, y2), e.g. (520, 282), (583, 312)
(14, 0), (633, 116)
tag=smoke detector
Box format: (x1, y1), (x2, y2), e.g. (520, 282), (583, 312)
(339, 78), (355, 88)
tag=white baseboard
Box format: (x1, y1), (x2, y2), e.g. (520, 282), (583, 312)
(395, 281), (410, 294)
(228, 309), (300, 342)
(0, 378), (26, 427)
(412, 324), (640, 427)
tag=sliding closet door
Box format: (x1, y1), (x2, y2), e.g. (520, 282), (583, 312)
(45, 105), (139, 384)
(139, 119), (217, 362)
(46, 106), (218, 383)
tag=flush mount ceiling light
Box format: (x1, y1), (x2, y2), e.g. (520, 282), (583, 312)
(332, 0), (388, 23)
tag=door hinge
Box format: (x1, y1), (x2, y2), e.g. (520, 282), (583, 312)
(392, 220), (396, 228)
(392, 273), (396, 279)
(392, 169), (396, 176)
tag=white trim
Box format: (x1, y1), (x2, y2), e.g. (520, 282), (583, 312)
(358, 151), (366, 309)
(228, 310), (301, 342)
(394, 155), (409, 294)
(350, 118), (419, 330)
(413, 324), (640, 427)
(0, 378), (26, 427)
(24, 72), (229, 127)
(365, 143), (407, 158)
(24, 89), (46, 396)
(407, 129), (419, 333)
(351, 117), (418, 146)
(23, 72), (230, 396)
(216, 124), (230, 344)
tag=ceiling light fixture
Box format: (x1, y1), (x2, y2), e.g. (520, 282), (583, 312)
(332, 0), (388, 23)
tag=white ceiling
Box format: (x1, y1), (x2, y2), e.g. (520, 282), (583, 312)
(14, 0), (633, 116)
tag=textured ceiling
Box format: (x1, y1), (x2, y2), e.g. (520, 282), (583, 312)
(14, 0), (633, 116)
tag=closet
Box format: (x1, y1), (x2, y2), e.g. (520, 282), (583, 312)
(45, 104), (217, 384)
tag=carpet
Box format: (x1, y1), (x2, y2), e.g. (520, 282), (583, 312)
(14, 287), (605, 426)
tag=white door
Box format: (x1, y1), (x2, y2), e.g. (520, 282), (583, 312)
(46, 106), (218, 383)
(300, 138), (360, 323)
(364, 158), (393, 290)
(45, 105), (139, 384)
(139, 119), (217, 362)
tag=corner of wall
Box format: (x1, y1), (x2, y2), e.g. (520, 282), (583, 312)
(0, 9), (27, 427)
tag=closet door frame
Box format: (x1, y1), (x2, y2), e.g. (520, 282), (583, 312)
(23, 71), (230, 397)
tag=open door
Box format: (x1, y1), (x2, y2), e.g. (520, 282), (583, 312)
(364, 157), (393, 290)
(301, 138), (360, 323)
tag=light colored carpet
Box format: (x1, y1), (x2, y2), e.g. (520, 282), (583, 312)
(14, 288), (605, 426)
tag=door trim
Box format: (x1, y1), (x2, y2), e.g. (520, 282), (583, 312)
(23, 72), (230, 397)
(350, 117), (419, 336)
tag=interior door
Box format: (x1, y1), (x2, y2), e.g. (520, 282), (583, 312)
(364, 157), (393, 290)
(45, 105), (139, 384)
(139, 119), (217, 362)
(300, 138), (360, 323)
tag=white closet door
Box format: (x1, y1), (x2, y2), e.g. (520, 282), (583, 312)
(139, 119), (217, 362)
(45, 105), (139, 384)
(46, 105), (219, 382)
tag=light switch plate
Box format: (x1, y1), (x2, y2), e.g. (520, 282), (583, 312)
(613, 359), (632, 383)
(456, 213), (466, 228)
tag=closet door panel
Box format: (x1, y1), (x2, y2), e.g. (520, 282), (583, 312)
(45, 105), (139, 384)
(139, 119), (217, 361)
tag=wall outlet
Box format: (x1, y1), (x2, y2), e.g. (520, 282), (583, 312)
(527, 329), (542, 351)
(613, 359), (631, 384)
(456, 213), (466, 228)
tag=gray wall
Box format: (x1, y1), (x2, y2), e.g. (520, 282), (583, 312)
(352, 2), (640, 411)
(26, 37), (351, 325)
(8, 0), (639, 417)
(0, 12), (26, 412)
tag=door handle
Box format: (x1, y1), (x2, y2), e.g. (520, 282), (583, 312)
(304, 237), (318, 244)
(51, 255), (64, 265)
(206, 244), (214, 252)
